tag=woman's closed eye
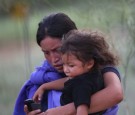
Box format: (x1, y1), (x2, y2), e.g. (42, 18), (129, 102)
(43, 51), (49, 55)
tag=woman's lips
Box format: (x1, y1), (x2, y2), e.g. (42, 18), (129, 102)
(53, 64), (63, 71)
(53, 63), (63, 67)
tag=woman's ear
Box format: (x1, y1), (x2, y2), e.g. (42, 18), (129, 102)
(87, 59), (94, 70)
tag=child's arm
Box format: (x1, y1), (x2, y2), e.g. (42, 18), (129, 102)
(76, 104), (89, 115)
(33, 83), (46, 102)
(33, 77), (68, 102)
(42, 77), (68, 90)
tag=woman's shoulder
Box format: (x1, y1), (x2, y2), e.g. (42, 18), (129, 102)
(101, 66), (121, 80)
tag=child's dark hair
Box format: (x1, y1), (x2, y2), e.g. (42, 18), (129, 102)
(36, 13), (77, 46)
(61, 30), (119, 68)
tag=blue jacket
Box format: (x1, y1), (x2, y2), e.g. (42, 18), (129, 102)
(13, 61), (62, 115)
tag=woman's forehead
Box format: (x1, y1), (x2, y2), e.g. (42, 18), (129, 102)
(40, 37), (62, 50)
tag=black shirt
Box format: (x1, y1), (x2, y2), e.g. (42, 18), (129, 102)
(60, 69), (105, 115)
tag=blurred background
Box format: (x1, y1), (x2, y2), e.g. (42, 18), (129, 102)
(0, 0), (135, 115)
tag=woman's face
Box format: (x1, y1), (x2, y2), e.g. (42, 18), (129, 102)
(40, 36), (63, 72)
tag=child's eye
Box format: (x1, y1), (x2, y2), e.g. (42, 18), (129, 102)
(69, 65), (74, 67)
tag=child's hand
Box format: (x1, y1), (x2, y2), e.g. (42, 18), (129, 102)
(33, 85), (44, 102)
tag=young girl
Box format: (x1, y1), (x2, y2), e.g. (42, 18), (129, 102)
(33, 30), (120, 115)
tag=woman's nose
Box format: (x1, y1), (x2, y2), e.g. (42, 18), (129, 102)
(50, 52), (60, 63)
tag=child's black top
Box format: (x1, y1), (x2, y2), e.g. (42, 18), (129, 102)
(60, 69), (106, 115)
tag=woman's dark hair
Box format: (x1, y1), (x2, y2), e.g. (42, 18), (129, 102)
(36, 13), (77, 46)
(61, 30), (119, 68)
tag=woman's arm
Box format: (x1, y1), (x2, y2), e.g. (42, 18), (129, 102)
(25, 72), (123, 115)
(89, 71), (123, 113)
(44, 71), (123, 115)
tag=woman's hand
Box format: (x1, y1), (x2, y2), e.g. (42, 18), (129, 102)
(24, 105), (44, 115)
(24, 106), (75, 115)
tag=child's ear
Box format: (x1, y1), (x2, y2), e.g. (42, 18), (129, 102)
(87, 59), (94, 70)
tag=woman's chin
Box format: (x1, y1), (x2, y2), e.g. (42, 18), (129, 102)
(55, 66), (63, 73)
(57, 69), (64, 73)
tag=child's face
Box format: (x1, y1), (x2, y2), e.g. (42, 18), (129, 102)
(62, 53), (92, 78)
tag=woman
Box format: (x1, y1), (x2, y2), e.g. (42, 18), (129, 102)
(14, 13), (123, 115)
